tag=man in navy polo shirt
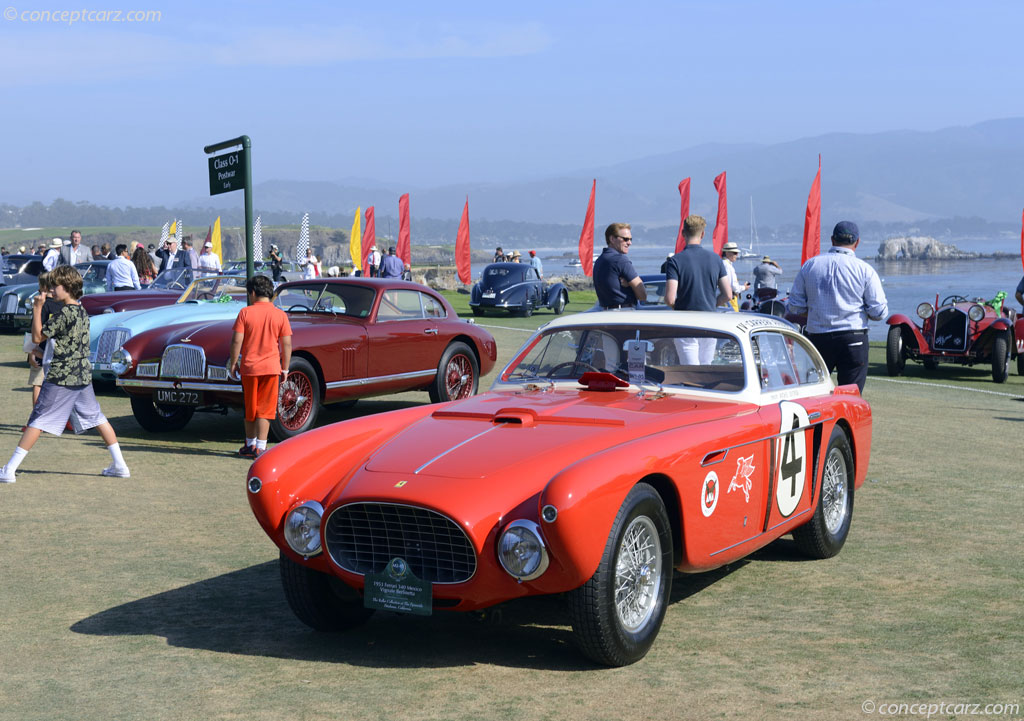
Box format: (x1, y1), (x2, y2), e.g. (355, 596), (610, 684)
(593, 223), (647, 309)
(665, 214), (731, 312)
(665, 215), (731, 364)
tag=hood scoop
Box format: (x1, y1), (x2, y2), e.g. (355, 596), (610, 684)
(432, 406), (625, 428)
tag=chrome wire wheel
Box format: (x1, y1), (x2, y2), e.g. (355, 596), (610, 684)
(444, 353), (474, 400)
(613, 515), (662, 632)
(822, 446), (849, 535)
(279, 372), (313, 429)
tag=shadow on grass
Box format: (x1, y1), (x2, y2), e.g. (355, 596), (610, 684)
(867, 358), (1005, 384)
(72, 560), (741, 670)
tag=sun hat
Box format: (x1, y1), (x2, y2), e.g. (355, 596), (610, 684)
(512, 250), (521, 257)
(49, 238), (63, 249)
(721, 242), (740, 253)
(204, 241), (213, 247)
(762, 255), (772, 262)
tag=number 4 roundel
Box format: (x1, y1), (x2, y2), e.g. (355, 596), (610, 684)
(775, 401), (809, 517)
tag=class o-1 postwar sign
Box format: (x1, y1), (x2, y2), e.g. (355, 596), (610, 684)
(208, 150), (246, 195)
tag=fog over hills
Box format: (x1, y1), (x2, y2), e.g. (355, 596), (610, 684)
(181, 119), (1024, 228)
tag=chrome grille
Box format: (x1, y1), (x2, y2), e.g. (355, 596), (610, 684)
(325, 502), (476, 584)
(95, 328), (132, 364)
(0, 293), (18, 314)
(933, 308), (967, 351)
(161, 344), (206, 379)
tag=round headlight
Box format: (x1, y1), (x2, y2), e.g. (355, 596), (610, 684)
(917, 302), (933, 320)
(284, 501), (323, 557)
(497, 520), (549, 581)
(968, 304), (985, 322)
(110, 348), (133, 376)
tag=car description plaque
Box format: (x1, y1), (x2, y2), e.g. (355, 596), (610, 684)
(363, 557), (432, 616)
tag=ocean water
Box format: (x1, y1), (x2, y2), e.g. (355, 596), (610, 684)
(476, 236), (1024, 342)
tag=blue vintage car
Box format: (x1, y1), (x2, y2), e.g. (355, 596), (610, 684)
(89, 274), (248, 382)
(469, 262), (568, 317)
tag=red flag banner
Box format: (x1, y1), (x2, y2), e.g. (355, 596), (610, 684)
(456, 197), (471, 285)
(1020, 208), (1023, 273)
(398, 193), (412, 266)
(711, 171), (728, 254)
(674, 178), (691, 253)
(361, 206), (375, 275)
(578, 179), (596, 277)
(801, 156), (822, 265)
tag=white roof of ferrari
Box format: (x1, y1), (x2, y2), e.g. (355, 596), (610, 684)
(542, 310), (795, 337)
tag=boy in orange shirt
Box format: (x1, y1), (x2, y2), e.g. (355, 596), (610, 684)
(227, 274), (292, 459)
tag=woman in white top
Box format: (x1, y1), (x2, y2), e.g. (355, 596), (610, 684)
(197, 242), (222, 276)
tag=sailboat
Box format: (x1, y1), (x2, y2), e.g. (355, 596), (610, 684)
(736, 197), (761, 259)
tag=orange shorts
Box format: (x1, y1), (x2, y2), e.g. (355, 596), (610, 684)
(242, 374), (280, 421)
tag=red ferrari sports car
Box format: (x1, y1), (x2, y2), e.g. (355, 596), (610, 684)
(112, 278), (497, 439)
(246, 310), (872, 666)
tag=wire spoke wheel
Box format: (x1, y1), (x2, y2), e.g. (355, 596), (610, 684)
(444, 353), (475, 400)
(613, 516), (662, 632)
(279, 372), (313, 429)
(821, 447), (849, 536)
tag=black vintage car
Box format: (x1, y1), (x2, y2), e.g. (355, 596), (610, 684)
(2, 254), (44, 286)
(470, 262), (568, 317)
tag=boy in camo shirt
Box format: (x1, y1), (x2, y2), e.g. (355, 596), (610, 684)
(1, 265), (130, 483)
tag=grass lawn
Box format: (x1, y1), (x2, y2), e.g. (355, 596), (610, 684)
(0, 308), (1020, 721)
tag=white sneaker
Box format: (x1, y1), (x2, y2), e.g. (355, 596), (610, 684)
(100, 464), (131, 478)
(0, 465), (15, 484)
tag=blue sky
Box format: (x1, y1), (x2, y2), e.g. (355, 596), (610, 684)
(2, 0), (1022, 206)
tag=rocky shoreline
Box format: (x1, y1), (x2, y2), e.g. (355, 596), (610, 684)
(876, 236), (1018, 261)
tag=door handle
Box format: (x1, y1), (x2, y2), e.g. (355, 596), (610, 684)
(423, 328), (439, 335)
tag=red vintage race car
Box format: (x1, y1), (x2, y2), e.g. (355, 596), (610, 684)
(111, 278), (497, 439)
(247, 311), (872, 666)
(886, 293), (1017, 382)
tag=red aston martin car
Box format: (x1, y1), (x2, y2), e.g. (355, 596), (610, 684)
(111, 278), (497, 439)
(246, 311), (872, 666)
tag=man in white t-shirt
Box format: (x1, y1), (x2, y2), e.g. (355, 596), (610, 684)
(197, 241), (222, 276)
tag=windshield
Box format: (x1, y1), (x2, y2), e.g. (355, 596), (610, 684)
(150, 268), (195, 290)
(505, 325), (746, 392)
(74, 262), (105, 282)
(179, 276), (248, 303)
(274, 282), (376, 318)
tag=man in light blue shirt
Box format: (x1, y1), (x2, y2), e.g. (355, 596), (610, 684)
(786, 221), (887, 392)
(104, 244), (141, 291)
(528, 250), (543, 278)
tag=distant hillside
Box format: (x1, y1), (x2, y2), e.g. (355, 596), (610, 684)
(178, 118), (1024, 227)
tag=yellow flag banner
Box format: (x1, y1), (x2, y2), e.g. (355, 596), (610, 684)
(168, 219), (177, 238)
(212, 217), (222, 261)
(349, 206), (362, 272)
